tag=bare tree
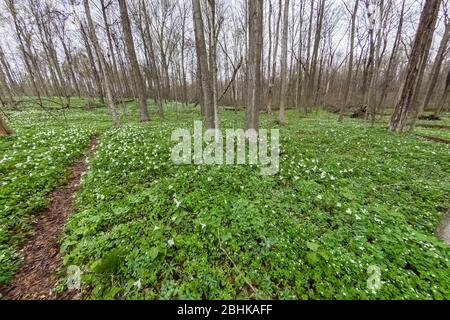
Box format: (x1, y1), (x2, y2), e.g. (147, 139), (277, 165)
(192, 0), (215, 129)
(339, 0), (359, 121)
(118, 0), (149, 122)
(245, 0), (263, 131)
(266, 0), (282, 115)
(278, 0), (290, 125)
(82, 0), (120, 127)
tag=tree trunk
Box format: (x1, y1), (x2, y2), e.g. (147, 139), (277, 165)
(278, 0), (290, 125)
(339, 0), (359, 121)
(378, 0), (406, 119)
(83, 0), (120, 127)
(306, 0), (325, 109)
(435, 67), (450, 115)
(118, 0), (149, 122)
(192, 0), (215, 129)
(266, 0), (282, 115)
(389, 0), (441, 132)
(245, 0), (263, 131)
(79, 22), (105, 103)
(421, 20), (450, 112)
(207, 0), (219, 129)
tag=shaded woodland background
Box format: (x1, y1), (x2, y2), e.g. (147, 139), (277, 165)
(0, 0), (449, 132)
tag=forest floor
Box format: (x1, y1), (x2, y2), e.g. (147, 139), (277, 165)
(0, 137), (97, 300)
(0, 100), (449, 300)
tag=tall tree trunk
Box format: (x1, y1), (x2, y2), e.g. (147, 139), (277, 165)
(421, 20), (450, 112)
(306, 0), (325, 110)
(245, 0), (263, 131)
(409, 33), (435, 131)
(389, 0), (441, 132)
(339, 0), (359, 122)
(278, 0), (290, 125)
(83, 0), (120, 127)
(266, 0), (282, 114)
(435, 67), (450, 115)
(207, 0), (219, 129)
(118, 0), (150, 122)
(141, 3), (164, 119)
(100, 0), (126, 112)
(79, 22), (105, 103)
(378, 0), (406, 119)
(192, 0), (215, 129)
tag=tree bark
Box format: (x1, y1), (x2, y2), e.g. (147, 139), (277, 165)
(389, 0), (441, 132)
(245, 0), (263, 131)
(421, 20), (450, 112)
(278, 0), (290, 125)
(192, 0), (215, 129)
(266, 0), (282, 115)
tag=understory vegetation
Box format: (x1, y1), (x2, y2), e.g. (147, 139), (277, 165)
(3, 102), (448, 299)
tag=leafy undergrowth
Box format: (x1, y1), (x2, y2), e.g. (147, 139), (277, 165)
(59, 109), (450, 300)
(0, 106), (112, 284)
(416, 127), (450, 141)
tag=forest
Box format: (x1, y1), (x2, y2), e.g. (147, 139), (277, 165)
(0, 0), (449, 301)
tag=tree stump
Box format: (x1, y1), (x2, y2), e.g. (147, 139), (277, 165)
(436, 207), (450, 244)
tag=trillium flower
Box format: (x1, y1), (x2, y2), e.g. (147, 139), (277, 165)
(336, 202), (342, 208)
(201, 223), (206, 229)
(168, 239), (175, 247)
(346, 208), (352, 214)
(174, 199), (182, 208)
(317, 194), (323, 200)
(134, 279), (141, 289)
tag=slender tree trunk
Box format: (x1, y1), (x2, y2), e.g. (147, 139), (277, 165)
(409, 34), (434, 131)
(435, 67), (450, 115)
(266, 0), (282, 114)
(378, 0), (405, 119)
(100, 0), (126, 112)
(421, 20), (450, 112)
(245, 0), (263, 131)
(118, 0), (149, 122)
(80, 22), (105, 103)
(278, 0), (290, 125)
(192, 0), (215, 129)
(207, 0), (219, 129)
(83, 0), (120, 127)
(339, 0), (359, 122)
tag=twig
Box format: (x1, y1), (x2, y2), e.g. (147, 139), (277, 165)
(217, 230), (258, 298)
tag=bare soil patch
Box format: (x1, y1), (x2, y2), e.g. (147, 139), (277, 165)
(0, 137), (98, 300)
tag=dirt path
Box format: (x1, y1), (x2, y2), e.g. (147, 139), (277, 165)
(0, 137), (98, 300)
